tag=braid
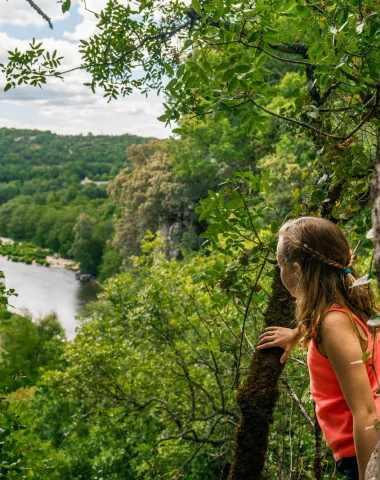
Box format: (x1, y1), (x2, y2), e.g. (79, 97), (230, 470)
(298, 243), (353, 270)
(347, 252), (355, 268)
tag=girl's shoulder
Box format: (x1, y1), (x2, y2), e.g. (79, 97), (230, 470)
(323, 304), (371, 350)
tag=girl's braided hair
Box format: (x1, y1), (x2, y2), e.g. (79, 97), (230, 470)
(297, 242), (355, 271)
(278, 217), (378, 345)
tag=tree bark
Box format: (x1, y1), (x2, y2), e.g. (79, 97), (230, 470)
(372, 127), (380, 291)
(313, 401), (322, 480)
(229, 267), (295, 479)
(365, 439), (380, 479)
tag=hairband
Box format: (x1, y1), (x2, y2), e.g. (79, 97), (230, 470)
(343, 268), (352, 275)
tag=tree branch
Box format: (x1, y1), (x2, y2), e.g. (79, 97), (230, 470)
(25, 0), (53, 29)
(247, 95), (377, 141)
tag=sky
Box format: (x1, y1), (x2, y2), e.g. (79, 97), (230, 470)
(0, 0), (171, 138)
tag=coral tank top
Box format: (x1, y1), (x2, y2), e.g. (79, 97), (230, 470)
(307, 306), (380, 461)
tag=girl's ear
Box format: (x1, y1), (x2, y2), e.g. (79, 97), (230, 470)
(293, 262), (302, 276)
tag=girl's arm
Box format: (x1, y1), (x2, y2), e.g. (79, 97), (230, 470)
(257, 326), (300, 363)
(321, 311), (379, 480)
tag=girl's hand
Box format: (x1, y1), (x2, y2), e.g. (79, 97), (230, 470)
(256, 327), (300, 364)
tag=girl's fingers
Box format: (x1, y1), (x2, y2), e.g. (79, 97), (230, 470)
(264, 327), (279, 331)
(259, 331), (276, 338)
(257, 335), (276, 345)
(280, 352), (288, 364)
(257, 341), (276, 349)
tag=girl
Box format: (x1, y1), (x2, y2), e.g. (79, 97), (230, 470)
(256, 217), (380, 480)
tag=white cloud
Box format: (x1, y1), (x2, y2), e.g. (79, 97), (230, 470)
(64, 0), (107, 41)
(0, 0), (68, 27)
(0, 2), (173, 139)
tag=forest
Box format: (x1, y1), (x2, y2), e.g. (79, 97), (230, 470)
(0, 0), (379, 479)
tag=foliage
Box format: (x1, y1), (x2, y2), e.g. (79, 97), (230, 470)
(1, 1), (380, 477)
(68, 213), (111, 276)
(0, 128), (152, 276)
(0, 310), (66, 392)
(4, 1), (379, 145)
(0, 309), (66, 478)
(165, 114), (255, 199)
(0, 240), (51, 266)
(109, 141), (195, 258)
(24, 235), (238, 478)
(21, 218), (369, 478)
(0, 128), (152, 185)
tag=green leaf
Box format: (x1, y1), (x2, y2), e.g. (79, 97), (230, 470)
(228, 76), (238, 94)
(166, 78), (177, 89)
(295, 5), (311, 18)
(218, 102), (232, 113)
(202, 60), (213, 75)
(362, 351), (372, 362)
(240, 112), (251, 126)
(222, 69), (235, 82)
(198, 67), (209, 84)
(251, 70), (264, 82)
(310, 189), (325, 202)
(61, 0), (71, 13)
(157, 113), (169, 122)
(234, 65), (251, 74)
(163, 62), (174, 76)
(4, 83), (12, 92)
(192, 0), (201, 14)
(215, 61), (230, 72)
(247, 119), (256, 135)
(213, 5), (224, 21)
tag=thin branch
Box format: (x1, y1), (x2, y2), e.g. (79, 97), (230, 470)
(280, 377), (314, 428)
(25, 0), (53, 29)
(234, 256), (268, 389)
(45, 19), (192, 77)
(204, 38), (315, 66)
(242, 41), (315, 66)
(247, 94), (377, 141)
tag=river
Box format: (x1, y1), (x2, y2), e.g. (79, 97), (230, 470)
(0, 256), (101, 339)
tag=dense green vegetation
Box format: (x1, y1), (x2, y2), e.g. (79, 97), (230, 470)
(0, 240), (52, 266)
(0, 128), (150, 186)
(0, 129), (153, 276)
(1, 0), (380, 478)
(0, 117), (372, 478)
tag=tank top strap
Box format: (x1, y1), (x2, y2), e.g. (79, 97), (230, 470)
(326, 306), (373, 350)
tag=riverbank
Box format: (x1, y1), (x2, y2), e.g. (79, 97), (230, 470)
(0, 237), (79, 270)
(0, 255), (100, 339)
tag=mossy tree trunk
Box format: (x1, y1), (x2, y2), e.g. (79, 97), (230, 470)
(228, 267), (295, 479)
(372, 128), (380, 293)
(369, 126), (380, 480)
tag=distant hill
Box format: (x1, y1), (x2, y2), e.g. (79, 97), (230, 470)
(0, 128), (157, 269)
(0, 128), (155, 185)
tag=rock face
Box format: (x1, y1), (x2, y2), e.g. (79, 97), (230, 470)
(79, 274), (93, 283)
(366, 440), (380, 479)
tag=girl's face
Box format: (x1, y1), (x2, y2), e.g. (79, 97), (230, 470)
(276, 236), (301, 298)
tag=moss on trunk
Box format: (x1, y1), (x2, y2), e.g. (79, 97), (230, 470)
(229, 267), (295, 480)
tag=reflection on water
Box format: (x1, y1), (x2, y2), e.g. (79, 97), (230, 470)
(0, 256), (101, 339)
(77, 281), (102, 309)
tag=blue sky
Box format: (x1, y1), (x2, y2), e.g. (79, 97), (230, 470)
(0, 0), (170, 138)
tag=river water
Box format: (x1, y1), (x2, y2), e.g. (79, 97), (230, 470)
(0, 256), (101, 339)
